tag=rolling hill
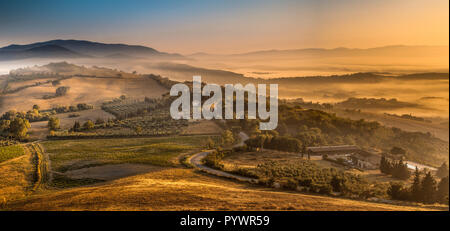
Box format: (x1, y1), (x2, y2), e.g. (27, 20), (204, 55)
(0, 39), (184, 61)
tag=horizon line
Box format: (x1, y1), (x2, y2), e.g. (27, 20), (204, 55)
(1, 38), (449, 56)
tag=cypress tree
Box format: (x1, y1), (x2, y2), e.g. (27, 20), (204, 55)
(380, 156), (387, 173)
(421, 171), (437, 204)
(436, 162), (449, 178)
(437, 176), (449, 204)
(410, 167), (422, 202)
(72, 121), (81, 132)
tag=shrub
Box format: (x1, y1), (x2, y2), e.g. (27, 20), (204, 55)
(83, 120), (95, 130)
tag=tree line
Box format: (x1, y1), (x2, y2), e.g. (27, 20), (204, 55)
(388, 168), (448, 204)
(380, 156), (411, 180)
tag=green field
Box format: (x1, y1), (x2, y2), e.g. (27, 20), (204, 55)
(0, 145), (26, 163)
(42, 136), (211, 172)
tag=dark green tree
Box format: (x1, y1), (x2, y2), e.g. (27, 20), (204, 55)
(330, 175), (345, 192)
(421, 171), (437, 204)
(436, 176), (449, 204)
(410, 167), (422, 202)
(387, 182), (409, 200)
(72, 121), (81, 132)
(380, 155), (390, 174)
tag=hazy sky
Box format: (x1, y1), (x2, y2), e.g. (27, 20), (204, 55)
(0, 0), (448, 54)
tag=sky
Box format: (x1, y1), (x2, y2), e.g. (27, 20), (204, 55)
(0, 0), (448, 54)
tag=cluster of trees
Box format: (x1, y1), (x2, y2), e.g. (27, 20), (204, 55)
(56, 86), (70, 96)
(43, 86), (70, 99)
(0, 111), (31, 140)
(380, 156), (411, 180)
(67, 118), (119, 133)
(48, 117), (60, 131)
(1, 103), (92, 128)
(205, 129), (238, 149)
(388, 168), (448, 204)
(0, 105), (51, 123)
(245, 133), (302, 153)
(69, 120), (95, 132)
(50, 103), (93, 114)
(202, 149), (232, 170)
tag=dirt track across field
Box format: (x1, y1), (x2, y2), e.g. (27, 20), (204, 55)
(189, 132), (256, 183)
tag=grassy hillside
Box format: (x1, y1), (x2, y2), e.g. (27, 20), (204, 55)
(0, 149), (33, 203)
(43, 136), (209, 173)
(276, 106), (449, 166)
(3, 168), (440, 211)
(0, 145), (25, 163)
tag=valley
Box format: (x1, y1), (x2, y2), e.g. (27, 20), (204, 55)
(0, 47), (448, 211)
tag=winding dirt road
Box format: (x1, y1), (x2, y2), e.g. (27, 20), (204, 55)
(189, 132), (257, 183)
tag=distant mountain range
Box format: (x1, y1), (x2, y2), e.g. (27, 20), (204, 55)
(189, 45), (449, 58)
(0, 39), (184, 61)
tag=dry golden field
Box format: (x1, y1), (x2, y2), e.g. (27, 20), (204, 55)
(0, 76), (168, 115)
(0, 148), (34, 202)
(3, 167), (442, 211)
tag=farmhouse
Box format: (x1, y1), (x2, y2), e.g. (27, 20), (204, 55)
(306, 145), (381, 170)
(350, 150), (381, 169)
